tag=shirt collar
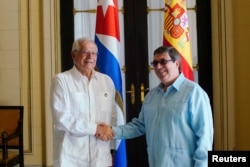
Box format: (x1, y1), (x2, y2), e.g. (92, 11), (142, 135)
(171, 73), (185, 90)
(72, 65), (97, 81)
(158, 73), (185, 91)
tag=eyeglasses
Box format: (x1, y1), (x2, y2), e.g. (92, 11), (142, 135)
(77, 50), (98, 56)
(150, 59), (173, 67)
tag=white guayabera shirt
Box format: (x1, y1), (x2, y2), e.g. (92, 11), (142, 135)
(50, 66), (116, 167)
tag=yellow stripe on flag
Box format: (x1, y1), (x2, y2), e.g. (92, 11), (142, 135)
(163, 0), (194, 80)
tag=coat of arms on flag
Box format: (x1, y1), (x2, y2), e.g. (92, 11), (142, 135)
(163, 0), (194, 80)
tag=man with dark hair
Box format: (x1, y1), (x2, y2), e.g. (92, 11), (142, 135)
(100, 46), (214, 167)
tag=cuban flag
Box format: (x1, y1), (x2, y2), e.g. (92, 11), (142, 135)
(95, 0), (127, 167)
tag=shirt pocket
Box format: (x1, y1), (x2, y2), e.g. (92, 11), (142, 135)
(171, 101), (189, 120)
(62, 133), (89, 161)
(68, 91), (89, 117)
(96, 91), (113, 123)
(99, 91), (113, 111)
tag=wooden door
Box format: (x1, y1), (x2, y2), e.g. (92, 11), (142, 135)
(124, 0), (150, 166)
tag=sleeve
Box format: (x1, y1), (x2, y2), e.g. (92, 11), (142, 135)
(113, 106), (146, 139)
(50, 75), (97, 137)
(191, 87), (214, 167)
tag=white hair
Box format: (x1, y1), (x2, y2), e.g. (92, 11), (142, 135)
(71, 37), (97, 52)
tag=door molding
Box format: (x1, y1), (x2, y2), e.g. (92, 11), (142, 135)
(43, 0), (61, 166)
(211, 0), (235, 150)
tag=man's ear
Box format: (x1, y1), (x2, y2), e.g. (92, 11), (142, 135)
(71, 51), (76, 59)
(175, 59), (180, 67)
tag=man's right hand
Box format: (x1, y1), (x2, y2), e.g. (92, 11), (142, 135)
(95, 123), (114, 141)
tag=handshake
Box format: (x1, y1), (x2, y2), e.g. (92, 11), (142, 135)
(95, 123), (114, 141)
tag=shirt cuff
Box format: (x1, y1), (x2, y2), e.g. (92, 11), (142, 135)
(112, 126), (122, 139)
(89, 123), (97, 135)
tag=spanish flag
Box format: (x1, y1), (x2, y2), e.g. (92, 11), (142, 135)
(163, 0), (194, 80)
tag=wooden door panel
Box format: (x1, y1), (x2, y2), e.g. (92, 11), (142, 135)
(124, 0), (149, 166)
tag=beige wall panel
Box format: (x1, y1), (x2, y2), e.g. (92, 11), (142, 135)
(233, 0), (250, 150)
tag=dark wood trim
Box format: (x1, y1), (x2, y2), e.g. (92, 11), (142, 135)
(60, 1), (74, 72)
(196, 0), (213, 106)
(124, 0), (149, 166)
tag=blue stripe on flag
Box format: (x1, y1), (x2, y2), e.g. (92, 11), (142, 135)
(95, 35), (127, 167)
(95, 36), (122, 96)
(114, 140), (127, 167)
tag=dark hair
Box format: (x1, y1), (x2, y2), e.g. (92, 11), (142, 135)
(153, 46), (182, 71)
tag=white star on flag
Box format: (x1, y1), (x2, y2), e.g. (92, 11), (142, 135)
(97, 0), (115, 16)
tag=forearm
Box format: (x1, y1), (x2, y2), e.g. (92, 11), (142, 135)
(113, 122), (145, 139)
